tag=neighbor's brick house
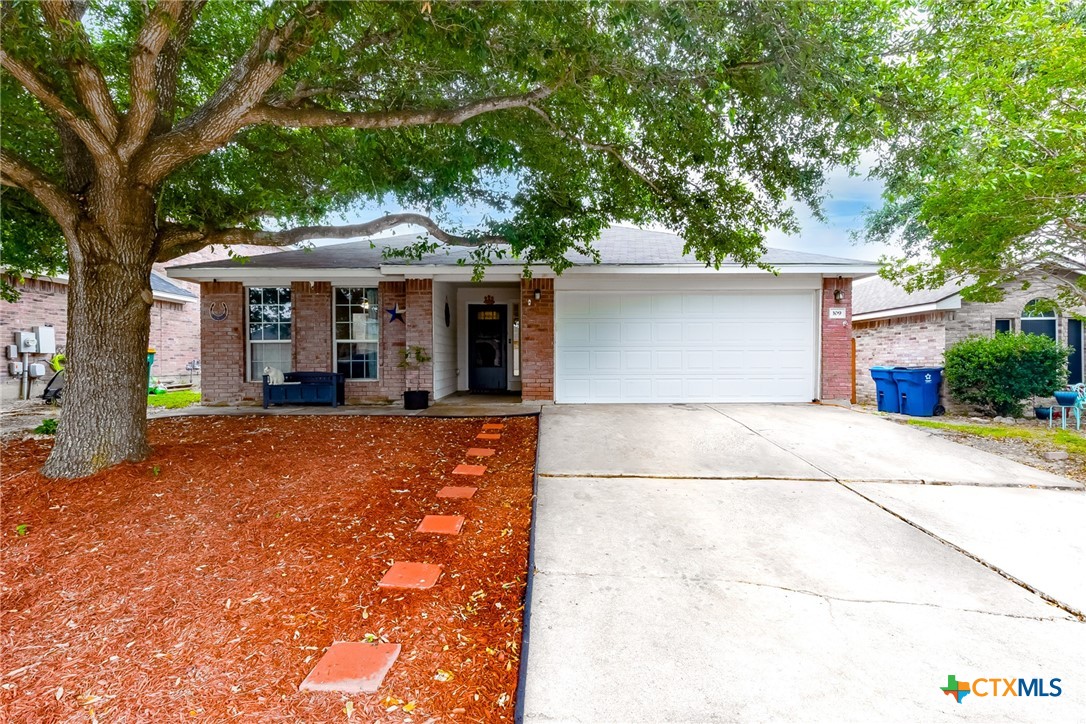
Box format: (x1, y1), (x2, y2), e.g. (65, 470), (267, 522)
(168, 226), (874, 407)
(853, 272), (1086, 406)
(0, 245), (273, 400)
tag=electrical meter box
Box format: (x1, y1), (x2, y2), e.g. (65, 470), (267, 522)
(28, 363), (47, 378)
(34, 325), (56, 354)
(14, 331), (37, 353)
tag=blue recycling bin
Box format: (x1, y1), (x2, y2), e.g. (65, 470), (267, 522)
(891, 367), (944, 417)
(870, 366), (902, 413)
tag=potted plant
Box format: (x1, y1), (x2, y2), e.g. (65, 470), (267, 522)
(398, 345), (433, 410)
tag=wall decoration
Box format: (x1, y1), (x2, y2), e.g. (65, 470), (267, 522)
(484, 295), (495, 305)
(386, 304), (406, 324)
(444, 298), (451, 327)
(208, 301), (228, 321)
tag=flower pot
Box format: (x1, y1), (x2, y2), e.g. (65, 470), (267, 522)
(1053, 391), (1079, 406)
(403, 390), (430, 410)
(1034, 406), (1052, 420)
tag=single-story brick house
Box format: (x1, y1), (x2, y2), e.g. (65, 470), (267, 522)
(0, 270), (196, 400)
(168, 226), (877, 406)
(853, 272), (1086, 405)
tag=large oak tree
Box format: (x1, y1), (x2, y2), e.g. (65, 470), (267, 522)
(1, 0), (903, 477)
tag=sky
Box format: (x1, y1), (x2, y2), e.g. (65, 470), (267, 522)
(336, 161), (894, 263)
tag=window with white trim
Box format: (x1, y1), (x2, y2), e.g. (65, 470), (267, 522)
(248, 287), (292, 380)
(334, 287), (379, 379)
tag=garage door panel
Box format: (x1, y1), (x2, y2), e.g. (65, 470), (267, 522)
(556, 291), (817, 403)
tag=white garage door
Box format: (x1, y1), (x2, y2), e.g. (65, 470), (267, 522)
(555, 291), (817, 403)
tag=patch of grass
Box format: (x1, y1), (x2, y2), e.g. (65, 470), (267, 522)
(33, 418), (58, 435)
(147, 390), (201, 409)
(908, 419), (1086, 456)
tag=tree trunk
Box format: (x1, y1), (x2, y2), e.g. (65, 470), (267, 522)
(42, 184), (157, 478)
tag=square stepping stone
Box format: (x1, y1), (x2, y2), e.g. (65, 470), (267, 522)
(466, 447), (496, 457)
(378, 562), (442, 590)
(482, 423), (505, 430)
(299, 641), (400, 694)
(438, 486), (477, 499)
(417, 515), (465, 535)
(477, 433), (501, 441)
(452, 464), (486, 476)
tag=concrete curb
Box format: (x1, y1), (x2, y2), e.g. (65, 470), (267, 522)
(514, 413), (542, 724)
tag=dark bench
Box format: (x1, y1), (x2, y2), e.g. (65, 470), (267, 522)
(262, 371), (345, 409)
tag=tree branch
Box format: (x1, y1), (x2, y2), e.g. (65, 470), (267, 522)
(116, 0), (188, 158)
(40, 0), (120, 141)
(0, 49), (114, 159)
(0, 149), (80, 230)
(525, 102), (663, 195)
(134, 1), (334, 185)
(157, 213), (504, 261)
(247, 85), (555, 129)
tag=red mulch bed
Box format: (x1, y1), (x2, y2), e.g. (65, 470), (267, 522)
(0, 415), (537, 722)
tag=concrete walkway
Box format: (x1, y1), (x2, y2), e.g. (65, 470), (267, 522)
(523, 404), (1086, 723)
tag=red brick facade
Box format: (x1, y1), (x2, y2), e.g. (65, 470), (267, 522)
(405, 279), (434, 393)
(820, 277), (853, 403)
(1, 275), (199, 397)
(520, 278), (555, 401)
(200, 280), (415, 405)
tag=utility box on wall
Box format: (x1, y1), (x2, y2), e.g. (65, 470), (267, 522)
(34, 325), (56, 354)
(14, 331), (37, 353)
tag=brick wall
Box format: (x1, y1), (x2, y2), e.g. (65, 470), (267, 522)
(292, 281), (332, 371)
(853, 312), (949, 404)
(199, 281), (249, 404)
(946, 274), (1086, 348)
(405, 279), (434, 393)
(820, 277), (853, 403)
(1, 275), (199, 398)
(344, 281), (406, 403)
(520, 278), (554, 400)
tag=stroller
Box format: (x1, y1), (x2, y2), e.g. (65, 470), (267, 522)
(41, 368), (65, 405)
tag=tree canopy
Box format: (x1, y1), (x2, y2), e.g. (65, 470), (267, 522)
(3, 0), (905, 279)
(0, 0), (909, 477)
(867, 0), (1086, 306)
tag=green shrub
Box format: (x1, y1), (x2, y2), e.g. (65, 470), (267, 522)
(34, 418), (58, 435)
(944, 333), (1070, 416)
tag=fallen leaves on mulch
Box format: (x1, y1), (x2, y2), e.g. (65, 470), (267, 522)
(0, 415), (537, 722)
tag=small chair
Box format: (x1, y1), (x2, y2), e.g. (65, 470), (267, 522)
(1049, 384), (1085, 430)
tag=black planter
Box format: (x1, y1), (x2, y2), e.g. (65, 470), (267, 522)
(404, 390), (430, 410)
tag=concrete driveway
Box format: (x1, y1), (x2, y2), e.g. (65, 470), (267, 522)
(522, 404), (1086, 723)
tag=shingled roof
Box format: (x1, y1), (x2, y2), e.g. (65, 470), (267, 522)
(170, 225), (877, 273)
(852, 275), (963, 316)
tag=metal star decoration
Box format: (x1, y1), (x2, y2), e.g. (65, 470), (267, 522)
(386, 304), (406, 324)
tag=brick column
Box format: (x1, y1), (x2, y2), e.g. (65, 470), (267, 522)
(200, 281), (245, 404)
(405, 278), (434, 392)
(520, 278), (554, 401)
(292, 281), (332, 372)
(820, 277), (853, 404)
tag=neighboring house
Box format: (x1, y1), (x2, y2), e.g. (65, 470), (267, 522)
(0, 244), (273, 402)
(852, 272), (1086, 405)
(167, 226), (877, 406)
(0, 271), (196, 401)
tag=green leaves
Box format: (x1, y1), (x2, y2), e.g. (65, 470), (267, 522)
(868, 0), (1086, 303)
(944, 332), (1071, 416)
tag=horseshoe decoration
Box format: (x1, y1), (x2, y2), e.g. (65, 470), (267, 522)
(208, 301), (228, 321)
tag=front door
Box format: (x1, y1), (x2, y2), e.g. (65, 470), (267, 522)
(469, 304), (507, 392)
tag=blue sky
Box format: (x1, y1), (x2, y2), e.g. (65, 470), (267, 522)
(338, 161), (892, 263)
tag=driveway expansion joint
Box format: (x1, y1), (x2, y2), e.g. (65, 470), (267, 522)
(840, 482), (1086, 622)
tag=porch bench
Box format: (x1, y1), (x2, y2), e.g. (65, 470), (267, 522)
(262, 371), (345, 409)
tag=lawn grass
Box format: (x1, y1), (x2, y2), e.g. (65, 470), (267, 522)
(146, 389), (201, 409)
(907, 419), (1086, 456)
